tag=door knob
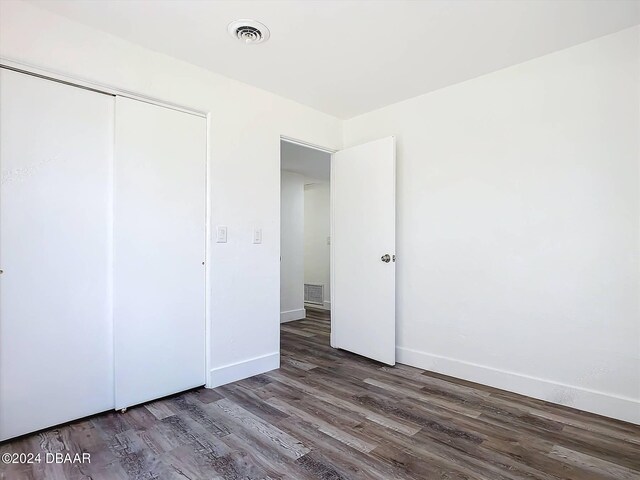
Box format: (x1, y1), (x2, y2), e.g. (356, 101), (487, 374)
(381, 254), (391, 263)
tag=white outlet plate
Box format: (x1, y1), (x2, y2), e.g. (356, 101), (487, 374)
(216, 226), (227, 243)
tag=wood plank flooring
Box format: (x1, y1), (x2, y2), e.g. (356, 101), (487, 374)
(1, 307), (639, 479)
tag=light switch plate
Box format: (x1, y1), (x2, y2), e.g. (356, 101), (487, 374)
(253, 228), (262, 244)
(216, 226), (227, 243)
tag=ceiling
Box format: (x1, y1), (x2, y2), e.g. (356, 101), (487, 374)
(29, 0), (640, 119)
(281, 141), (330, 182)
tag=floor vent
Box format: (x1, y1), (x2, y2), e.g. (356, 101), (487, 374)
(304, 284), (324, 305)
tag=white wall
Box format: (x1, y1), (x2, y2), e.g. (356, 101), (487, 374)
(280, 171), (306, 322)
(344, 27), (640, 424)
(0, 1), (342, 388)
(304, 182), (331, 309)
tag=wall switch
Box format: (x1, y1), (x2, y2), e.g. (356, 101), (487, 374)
(327, 236), (331, 245)
(253, 228), (262, 244)
(216, 226), (227, 243)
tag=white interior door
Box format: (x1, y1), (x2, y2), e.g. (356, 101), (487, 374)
(331, 136), (396, 365)
(0, 69), (114, 440)
(114, 97), (206, 410)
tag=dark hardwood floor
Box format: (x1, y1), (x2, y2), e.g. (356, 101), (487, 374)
(2, 307), (639, 479)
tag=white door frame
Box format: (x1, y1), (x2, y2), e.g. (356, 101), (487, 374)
(0, 58), (213, 390)
(279, 135), (337, 346)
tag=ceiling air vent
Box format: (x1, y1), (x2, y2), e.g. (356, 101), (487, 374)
(228, 19), (270, 45)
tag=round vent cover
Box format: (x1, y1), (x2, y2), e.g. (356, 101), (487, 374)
(228, 19), (270, 45)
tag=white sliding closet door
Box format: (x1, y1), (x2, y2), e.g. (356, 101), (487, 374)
(114, 97), (206, 410)
(0, 69), (114, 441)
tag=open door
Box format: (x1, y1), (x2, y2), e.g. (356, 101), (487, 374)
(331, 136), (395, 365)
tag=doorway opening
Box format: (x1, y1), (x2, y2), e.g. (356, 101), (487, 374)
(279, 135), (396, 366)
(280, 137), (332, 346)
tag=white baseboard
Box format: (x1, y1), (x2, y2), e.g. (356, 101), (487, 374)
(397, 347), (640, 425)
(280, 308), (306, 323)
(208, 351), (279, 388)
(304, 302), (331, 311)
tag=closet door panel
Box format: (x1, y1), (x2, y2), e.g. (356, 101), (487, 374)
(114, 97), (206, 409)
(0, 69), (114, 440)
